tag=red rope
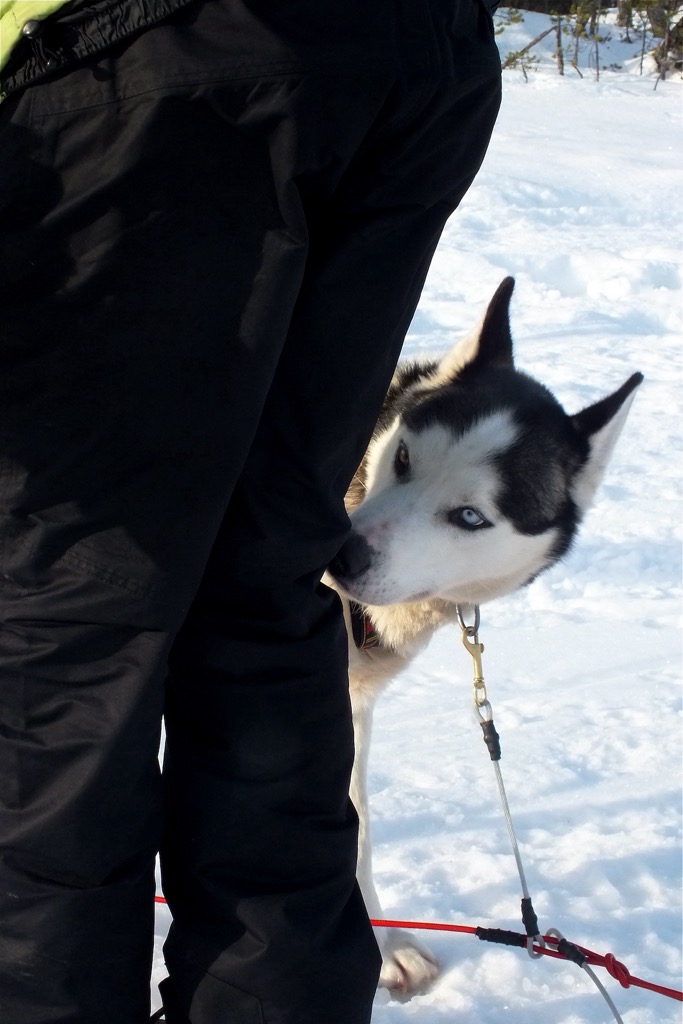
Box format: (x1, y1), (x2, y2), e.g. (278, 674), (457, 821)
(371, 918), (477, 937)
(373, 918), (683, 1003)
(153, 898), (682, 1003)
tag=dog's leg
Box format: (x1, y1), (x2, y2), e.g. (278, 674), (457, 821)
(350, 688), (439, 994)
(350, 690), (381, 923)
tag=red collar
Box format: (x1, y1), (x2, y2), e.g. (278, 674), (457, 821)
(349, 602), (382, 650)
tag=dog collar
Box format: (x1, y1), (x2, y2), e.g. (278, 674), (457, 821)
(349, 602), (382, 651)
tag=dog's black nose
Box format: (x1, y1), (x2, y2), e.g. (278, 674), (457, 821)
(329, 532), (373, 581)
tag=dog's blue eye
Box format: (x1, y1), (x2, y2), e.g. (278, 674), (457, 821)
(448, 507), (490, 530)
(395, 440), (410, 478)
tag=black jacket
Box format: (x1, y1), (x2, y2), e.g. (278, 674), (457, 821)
(1, 0), (500, 101)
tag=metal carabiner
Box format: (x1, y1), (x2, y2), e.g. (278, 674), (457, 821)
(457, 604), (487, 710)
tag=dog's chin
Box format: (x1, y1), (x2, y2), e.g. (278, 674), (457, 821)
(332, 576), (433, 607)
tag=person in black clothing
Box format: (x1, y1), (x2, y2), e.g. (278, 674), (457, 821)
(0, 1), (501, 1021)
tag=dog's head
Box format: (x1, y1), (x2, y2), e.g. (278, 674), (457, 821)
(330, 277), (643, 607)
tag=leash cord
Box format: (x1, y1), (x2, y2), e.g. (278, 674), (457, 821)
(585, 963), (625, 1022)
(493, 760), (529, 896)
(456, 604), (630, 1021)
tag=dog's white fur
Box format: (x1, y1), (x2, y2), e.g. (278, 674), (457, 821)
(325, 279), (642, 992)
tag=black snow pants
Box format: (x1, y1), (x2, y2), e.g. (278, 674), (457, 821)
(0, 1), (501, 1021)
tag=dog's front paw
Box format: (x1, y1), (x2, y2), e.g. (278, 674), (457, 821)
(378, 928), (440, 994)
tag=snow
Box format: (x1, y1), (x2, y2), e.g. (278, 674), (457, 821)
(153, 10), (682, 1022)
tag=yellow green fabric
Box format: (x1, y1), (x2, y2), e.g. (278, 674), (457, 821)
(0, 1), (72, 72)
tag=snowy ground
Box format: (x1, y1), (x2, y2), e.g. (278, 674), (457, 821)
(153, 10), (682, 1022)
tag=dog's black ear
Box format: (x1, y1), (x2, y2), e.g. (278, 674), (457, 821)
(436, 277), (516, 382)
(572, 372), (644, 439)
(571, 371), (644, 510)
(471, 276), (515, 370)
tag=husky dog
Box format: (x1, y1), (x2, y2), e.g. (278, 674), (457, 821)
(326, 277), (642, 993)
